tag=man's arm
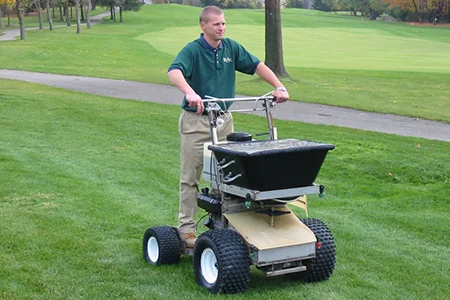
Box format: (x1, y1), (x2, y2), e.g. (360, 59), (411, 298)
(167, 69), (204, 114)
(255, 62), (289, 103)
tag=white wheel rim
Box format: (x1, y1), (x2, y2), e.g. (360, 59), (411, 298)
(147, 236), (159, 263)
(201, 248), (218, 284)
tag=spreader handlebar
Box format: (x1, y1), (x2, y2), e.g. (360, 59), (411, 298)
(204, 93), (278, 143)
(203, 95), (276, 114)
(203, 95), (275, 103)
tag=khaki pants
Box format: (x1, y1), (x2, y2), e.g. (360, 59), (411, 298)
(178, 110), (233, 234)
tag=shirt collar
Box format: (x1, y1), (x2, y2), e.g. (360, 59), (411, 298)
(199, 33), (223, 50)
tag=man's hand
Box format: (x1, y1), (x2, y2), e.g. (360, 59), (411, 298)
(186, 93), (205, 114)
(273, 88), (289, 103)
(254, 63), (289, 103)
(167, 69), (205, 114)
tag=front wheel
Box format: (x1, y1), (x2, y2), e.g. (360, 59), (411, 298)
(143, 226), (181, 265)
(193, 228), (250, 294)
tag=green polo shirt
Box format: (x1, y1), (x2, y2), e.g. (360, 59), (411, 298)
(168, 34), (260, 112)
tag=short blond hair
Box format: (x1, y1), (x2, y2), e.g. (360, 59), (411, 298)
(199, 6), (223, 24)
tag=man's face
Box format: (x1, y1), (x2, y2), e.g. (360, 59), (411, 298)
(200, 13), (226, 43)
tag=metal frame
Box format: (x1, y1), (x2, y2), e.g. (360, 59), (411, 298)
(203, 94), (323, 202)
(200, 94), (320, 274)
(210, 182), (321, 201)
(203, 95), (277, 144)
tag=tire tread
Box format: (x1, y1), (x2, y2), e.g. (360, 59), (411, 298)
(143, 226), (181, 265)
(292, 218), (336, 282)
(194, 229), (250, 294)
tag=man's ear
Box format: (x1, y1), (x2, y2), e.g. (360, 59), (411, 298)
(200, 22), (205, 30)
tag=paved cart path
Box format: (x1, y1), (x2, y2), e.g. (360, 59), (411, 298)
(1, 69), (449, 143)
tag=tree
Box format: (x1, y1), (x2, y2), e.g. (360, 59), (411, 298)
(75, 0), (81, 33)
(33, 0), (43, 29)
(65, 0), (71, 26)
(410, 0), (429, 22)
(116, 0), (144, 22)
(0, 0), (16, 28)
(381, 0), (450, 23)
(285, 0), (305, 8)
(115, 0), (125, 22)
(336, 0), (363, 16)
(1, 2), (15, 27)
(92, 0), (142, 23)
(199, 0), (256, 8)
(81, 0), (91, 28)
(264, 0), (289, 77)
(45, 0), (53, 30)
(14, 0), (29, 40)
(314, 0), (336, 11)
(120, 0), (143, 22)
(358, 0), (389, 19)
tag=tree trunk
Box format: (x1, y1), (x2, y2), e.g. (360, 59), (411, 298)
(75, 0), (81, 34)
(418, 12), (423, 23)
(80, 4), (84, 21)
(0, 9), (3, 29)
(264, 0), (289, 78)
(35, 0), (43, 29)
(110, 6), (113, 19)
(120, 6), (123, 23)
(66, 1), (71, 26)
(46, 0), (53, 31)
(60, 6), (63, 21)
(15, 0), (26, 40)
(447, 6), (450, 23)
(83, 0), (92, 29)
(369, 8), (376, 20)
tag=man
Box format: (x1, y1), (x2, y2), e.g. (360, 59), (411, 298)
(167, 6), (289, 248)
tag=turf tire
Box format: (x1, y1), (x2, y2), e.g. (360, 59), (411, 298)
(143, 226), (181, 265)
(193, 228), (250, 294)
(290, 218), (336, 282)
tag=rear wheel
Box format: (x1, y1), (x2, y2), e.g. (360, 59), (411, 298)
(290, 218), (336, 282)
(143, 226), (181, 265)
(193, 228), (250, 294)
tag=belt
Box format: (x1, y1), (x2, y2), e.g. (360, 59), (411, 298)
(184, 109), (230, 116)
(185, 109), (208, 116)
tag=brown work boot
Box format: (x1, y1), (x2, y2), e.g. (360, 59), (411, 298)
(182, 232), (197, 248)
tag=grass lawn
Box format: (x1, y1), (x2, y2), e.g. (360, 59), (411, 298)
(1, 79), (449, 299)
(1, 5), (449, 122)
(1, 5), (450, 298)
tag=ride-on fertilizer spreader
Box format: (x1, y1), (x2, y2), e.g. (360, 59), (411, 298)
(142, 95), (336, 294)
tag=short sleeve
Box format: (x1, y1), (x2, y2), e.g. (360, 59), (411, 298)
(168, 44), (194, 79)
(232, 40), (260, 75)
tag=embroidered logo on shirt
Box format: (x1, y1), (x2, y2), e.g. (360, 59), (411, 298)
(223, 57), (233, 63)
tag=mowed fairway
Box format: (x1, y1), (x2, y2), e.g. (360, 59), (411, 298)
(1, 5), (450, 122)
(138, 25), (450, 73)
(1, 77), (449, 299)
